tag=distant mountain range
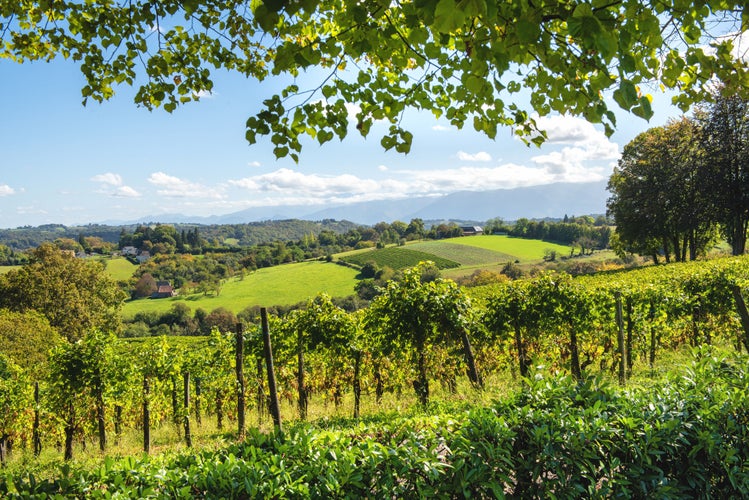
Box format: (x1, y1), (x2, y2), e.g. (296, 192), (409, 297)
(110, 180), (610, 226)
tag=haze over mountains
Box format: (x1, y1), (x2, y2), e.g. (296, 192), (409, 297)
(106, 180), (610, 226)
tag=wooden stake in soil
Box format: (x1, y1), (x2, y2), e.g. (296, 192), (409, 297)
(235, 323), (246, 440)
(33, 381), (41, 457)
(261, 308), (282, 431)
(183, 372), (192, 448)
(143, 376), (150, 454)
(615, 292), (626, 386)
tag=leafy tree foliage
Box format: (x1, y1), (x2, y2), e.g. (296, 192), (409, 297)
(608, 117), (718, 262)
(3, 1), (746, 159)
(0, 244), (125, 341)
(0, 309), (62, 379)
(697, 93), (749, 255)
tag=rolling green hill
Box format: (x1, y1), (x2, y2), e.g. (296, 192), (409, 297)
(103, 257), (138, 281)
(340, 246), (460, 270)
(443, 235), (571, 260)
(122, 260), (359, 319)
(341, 235), (571, 272)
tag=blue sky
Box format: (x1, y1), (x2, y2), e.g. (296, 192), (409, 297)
(0, 56), (685, 229)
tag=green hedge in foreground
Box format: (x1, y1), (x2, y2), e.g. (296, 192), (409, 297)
(5, 350), (748, 499)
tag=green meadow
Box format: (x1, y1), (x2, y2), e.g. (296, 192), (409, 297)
(444, 234), (571, 261)
(0, 265), (20, 275)
(121, 260), (359, 319)
(103, 257), (138, 281)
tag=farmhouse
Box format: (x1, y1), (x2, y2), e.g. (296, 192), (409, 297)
(461, 226), (484, 236)
(152, 281), (175, 299)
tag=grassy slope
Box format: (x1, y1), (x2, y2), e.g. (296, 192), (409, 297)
(121, 260), (359, 319)
(103, 257), (138, 281)
(340, 246), (460, 270)
(407, 241), (515, 266)
(0, 265), (20, 275)
(444, 234), (571, 260)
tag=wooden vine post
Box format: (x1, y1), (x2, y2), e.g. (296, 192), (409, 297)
(297, 327), (308, 420)
(235, 323), (246, 440)
(261, 308), (282, 430)
(256, 357), (265, 426)
(615, 292), (626, 386)
(143, 376), (150, 454)
(183, 372), (192, 447)
(33, 381), (41, 457)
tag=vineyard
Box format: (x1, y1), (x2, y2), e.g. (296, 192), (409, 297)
(3, 256), (749, 495)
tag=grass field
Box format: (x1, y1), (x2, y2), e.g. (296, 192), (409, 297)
(121, 260), (359, 319)
(0, 265), (20, 275)
(103, 257), (138, 281)
(445, 234), (571, 261)
(407, 241), (515, 266)
(340, 246), (460, 270)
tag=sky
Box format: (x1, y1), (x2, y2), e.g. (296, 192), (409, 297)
(0, 54), (686, 229)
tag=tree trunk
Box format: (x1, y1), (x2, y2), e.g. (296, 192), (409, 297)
(64, 416), (75, 461)
(235, 323), (246, 440)
(460, 329), (483, 388)
(353, 351), (361, 419)
(414, 344), (429, 406)
(0, 433), (8, 465)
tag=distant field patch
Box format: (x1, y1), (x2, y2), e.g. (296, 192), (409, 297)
(0, 265), (20, 275)
(444, 235), (570, 261)
(408, 241), (514, 266)
(340, 247), (460, 270)
(122, 260), (358, 319)
(104, 257), (137, 281)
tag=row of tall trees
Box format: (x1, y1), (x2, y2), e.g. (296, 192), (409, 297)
(608, 92), (749, 261)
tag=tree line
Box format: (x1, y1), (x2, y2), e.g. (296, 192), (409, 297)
(608, 91), (749, 263)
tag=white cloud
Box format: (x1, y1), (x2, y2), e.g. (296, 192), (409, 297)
(91, 173), (123, 186)
(91, 172), (141, 197)
(114, 186), (141, 198)
(378, 165), (389, 172)
(148, 171), (225, 199)
(457, 151), (492, 162)
(432, 125), (451, 131)
(228, 160), (607, 207)
(248, 161), (262, 168)
(0, 184), (15, 196)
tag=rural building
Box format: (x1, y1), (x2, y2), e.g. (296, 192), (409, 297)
(461, 226), (484, 236)
(121, 246), (138, 256)
(136, 251), (151, 263)
(152, 281), (175, 299)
